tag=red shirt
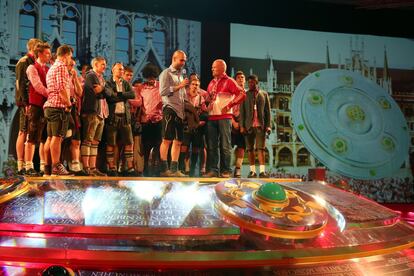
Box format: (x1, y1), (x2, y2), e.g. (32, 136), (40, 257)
(207, 73), (245, 121)
(44, 59), (70, 109)
(26, 62), (49, 107)
(141, 81), (162, 123)
(129, 86), (143, 114)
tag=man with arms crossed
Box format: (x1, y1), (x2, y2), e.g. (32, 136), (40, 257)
(80, 56), (109, 176)
(105, 63), (137, 176)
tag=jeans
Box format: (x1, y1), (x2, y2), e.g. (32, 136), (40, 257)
(207, 119), (232, 174)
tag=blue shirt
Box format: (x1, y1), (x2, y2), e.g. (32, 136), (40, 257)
(159, 65), (186, 119)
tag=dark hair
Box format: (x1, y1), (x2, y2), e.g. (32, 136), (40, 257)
(124, 66), (133, 73)
(247, 74), (258, 83)
(34, 42), (51, 58)
(190, 72), (199, 78)
(50, 53), (57, 62)
(142, 63), (160, 79)
(81, 64), (91, 71)
(27, 38), (42, 52)
(132, 78), (143, 86)
(56, 45), (73, 57)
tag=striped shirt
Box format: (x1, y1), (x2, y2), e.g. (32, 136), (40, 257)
(159, 65), (186, 119)
(26, 62), (48, 98)
(44, 59), (70, 109)
(207, 73), (245, 121)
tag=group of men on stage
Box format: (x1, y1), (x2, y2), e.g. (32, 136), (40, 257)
(14, 38), (272, 178)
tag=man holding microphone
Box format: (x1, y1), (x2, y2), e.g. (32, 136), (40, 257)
(158, 50), (188, 177)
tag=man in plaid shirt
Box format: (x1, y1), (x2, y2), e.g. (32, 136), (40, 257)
(44, 45), (73, 176)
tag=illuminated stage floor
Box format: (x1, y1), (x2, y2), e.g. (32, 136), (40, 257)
(0, 176), (413, 275)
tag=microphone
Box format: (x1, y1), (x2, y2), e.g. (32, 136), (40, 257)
(182, 68), (187, 79)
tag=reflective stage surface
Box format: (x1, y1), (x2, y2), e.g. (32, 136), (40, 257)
(0, 177), (413, 275)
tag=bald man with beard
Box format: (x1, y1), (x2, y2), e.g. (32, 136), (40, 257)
(158, 50), (189, 177)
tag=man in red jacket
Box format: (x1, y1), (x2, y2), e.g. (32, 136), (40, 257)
(204, 59), (245, 178)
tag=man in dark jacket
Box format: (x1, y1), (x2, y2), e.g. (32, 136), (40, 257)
(15, 38), (41, 175)
(105, 62), (137, 176)
(80, 56), (110, 176)
(240, 75), (271, 178)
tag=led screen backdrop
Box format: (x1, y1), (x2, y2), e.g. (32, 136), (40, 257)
(230, 23), (414, 202)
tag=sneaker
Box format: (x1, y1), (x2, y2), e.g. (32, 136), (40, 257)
(247, 171), (257, 178)
(160, 170), (174, 177)
(125, 169), (140, 177)
(233, 168), (241, 178)
(25, 168), (40, 177)
(71, 169), (90, 176)
(51, 163), (72, 176)
(43, 165), (51, 177)
(220, 171), (232, 178)
(107, 169), (118, 177)
(171, 170), (186, 177)
(17, 168), (26, 176)
(259, 172), (269, 178)
(202, 171), (219, 178)
(90, 169), (107, 176)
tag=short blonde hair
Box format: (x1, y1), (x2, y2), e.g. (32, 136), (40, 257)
(27, 38), (42, 52)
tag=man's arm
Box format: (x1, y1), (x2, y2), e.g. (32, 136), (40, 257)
(71, 69), (83, 98)
(159, 70), (188, 97)
(26, 65), (48, 97)
(15, 59), (30, 106)
(129, 86), (143, 107)
(240, 99), (246, 132)
(263, 91), (271, 130)
(222, 79), (246, 114)
(104, 80), (119, 103)
(55, 65), (71, 107)
(118, 81), (135, 100)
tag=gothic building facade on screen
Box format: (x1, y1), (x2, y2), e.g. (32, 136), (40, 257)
(0, 0), (201, 174)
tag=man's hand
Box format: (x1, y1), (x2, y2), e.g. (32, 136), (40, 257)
(64, 97), (71, 107)
(156, 101), (163, 110)
(232, 118), (239, 130)
(240, 127), (246, 134)
(266, 127), (272, 134)
(179, 78), (189, 90)
(141, 114), (149, 123)
(93, 84), (104, 94)
(70, 68), (78, 77)
(221, 105), (230, 114)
